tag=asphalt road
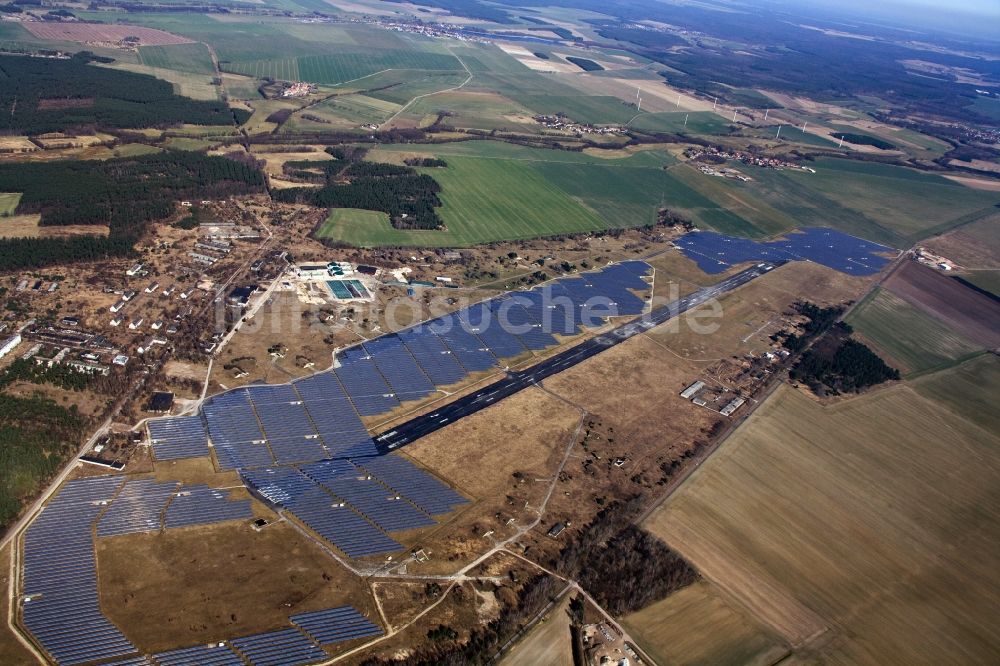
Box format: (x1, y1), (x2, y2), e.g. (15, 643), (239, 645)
(374, 261), (781, 453)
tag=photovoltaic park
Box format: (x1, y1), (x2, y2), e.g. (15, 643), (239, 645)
(16, 261), (655, 665)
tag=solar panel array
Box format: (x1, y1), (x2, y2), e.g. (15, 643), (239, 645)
(148, 416), (209, 461)
(293, 373), (378, 459)
(356, 455), (468, 516)
(164, 484), (253, 529)
(153, 644), (244, 666)
(674, 227), (894, 275)
(21, 476), (140, 665)
(203, 390), (274, 470)
(241, 467), (402, 558)
(104, 658), (152, 666)
(230, 627), (327, 666)
(97, 479), (177, 537)
(302, 460), (436, 533)
(290, 606), (382, 645)
(248, 385), (328, 465)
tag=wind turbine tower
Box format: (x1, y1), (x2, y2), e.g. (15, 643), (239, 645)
(764, 108), (769, 121)
(775, 125), (782, 139)
(684, 113), (689, 127)
(838, 135), (845, 148)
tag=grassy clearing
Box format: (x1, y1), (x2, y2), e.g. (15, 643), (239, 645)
(644, 381), (1000, 663)
(139, 42), (215, 74)
(390, 91), (540, 133)
(846, 287), (983, 375)
(498, 593), (574, 666)
(0, 192), (20, 216)
(623, 580), (789, 666)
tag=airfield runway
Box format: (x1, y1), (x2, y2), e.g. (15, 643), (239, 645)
(374, 261), (781, 453)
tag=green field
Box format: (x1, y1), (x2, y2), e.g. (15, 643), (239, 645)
(661, 157), (1000, 247)
(285, 95), (400, 131)
(226, 50), (462, 85)
(630, 111), (732, 135)
(0, 193), (20, 217)
(139, 42), (215, 74)
(359, 70), (471, 105)
(317, 143), (683, 246)
(846, 287), (983, 376)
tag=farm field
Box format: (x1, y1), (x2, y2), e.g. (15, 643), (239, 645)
(21, 21), (191, 45)
(138, 42), (216, 74)
(644, 380), (1000, 663)
(498, 593), (574, 666)
(386, 91), (540, 133)
(846, 287), (983, 376)
(319, 143), (680, 246)
(922, 213), (1000, 271)
(226, 50), (462, 86)
(623, 580), (789, 666)
(912, 355), (1000, 435)
(630, 111), (733, 135)
(883, 261), (1000, 348)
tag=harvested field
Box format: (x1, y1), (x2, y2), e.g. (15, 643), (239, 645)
(22, 22), (192, 46)
(97, 519), (375, 653)
(623, 580), (788, 666)
(912, 355), (1000, 436)
(644, 382), (1000, 662)
(884, 260), (1000, 347)
(0, 137), (38, 153)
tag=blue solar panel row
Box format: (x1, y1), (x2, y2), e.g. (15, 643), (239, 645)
(148, 416), (209, 461)
(334, 347), (400, 416)
(97, 478), (177, 537)
(290, 606), (382, 646)
(21, 476), (139, 665)
(353, 454), (468, 516)
(301, 460), (436, 533)
(240, 468), (402, 558)
(397, 326), (468, 386)
(247, 386), (327, 465)
(103, 658), (151, 665)
(362, 335), (437, 401)
(164, 485), (253, 529)
(203, 390), (274, 470)
(291, 373), (378, 459)
(674, 227), (894, 275)
(153, 644), (244, 666)
(231, 627), (327, 666)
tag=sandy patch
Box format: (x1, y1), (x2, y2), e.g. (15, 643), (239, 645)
(943, 174), (1000, 191)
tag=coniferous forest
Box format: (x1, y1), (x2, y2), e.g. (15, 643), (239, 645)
(0, 52), (247, 134)
(0, 152), (266, 270)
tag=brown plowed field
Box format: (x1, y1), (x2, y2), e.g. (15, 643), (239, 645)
(22, 22), (192, 46)
(884, 260), (1000, 348)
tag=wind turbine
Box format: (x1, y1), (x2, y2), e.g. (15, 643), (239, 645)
(764, 108), (769, 121)
(684, 113), (689, 127)
(838, 135), (846, 148)
(775, 125), (782, 139)
(732, 108), (738, 123)
(712, 97), (718, 110)
(676, 93), (681, 108)
(802, 121), (808, 132)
